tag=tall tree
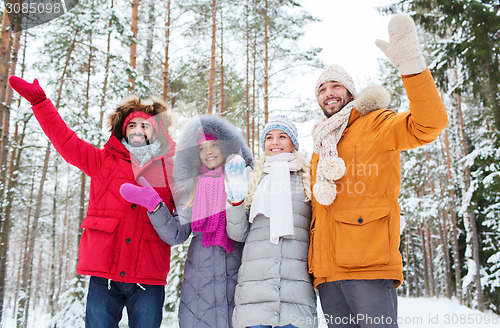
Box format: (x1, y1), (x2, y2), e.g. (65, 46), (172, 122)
(207, 0), (217, 113)
(129, 0), (140, 90)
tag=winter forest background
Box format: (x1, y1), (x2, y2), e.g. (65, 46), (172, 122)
(0, 0), (498, 327)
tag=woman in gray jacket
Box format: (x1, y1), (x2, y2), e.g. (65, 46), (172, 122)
(226, 115), (317, 328)
(121, 114), (253, 328)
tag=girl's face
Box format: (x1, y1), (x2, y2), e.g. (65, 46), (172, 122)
(198, 140), (225, 170)
(264, 129), (295, 156)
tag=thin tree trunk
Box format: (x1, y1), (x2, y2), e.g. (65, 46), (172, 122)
(439, 209), (453, 298)
(207, 0), (217, 113)
(100, 0), (114, 130)
(444, 129), (462, 301)
(405, 224), (410, 297)
(419, 223), (430, 297)
(245, 3), (250, 145)
(144, 0), (155, 85)
(129, 0), (140, 90)
(163, 0), (172, 101)
(49, 164), (59, 318)
(409, 224), (420, 297)
(219, 4), (225, 116)
(263, 0), (269, 124)
(424, 222), (436, 297)
(251, 31), (256, 156)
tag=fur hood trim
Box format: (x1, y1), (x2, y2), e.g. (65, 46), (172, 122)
(173, 114), (253, 194)
(107, 95), (174, 140)
(352, 85), (391, 116)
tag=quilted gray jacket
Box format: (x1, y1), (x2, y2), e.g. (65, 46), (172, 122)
(226, 172), (317, 328)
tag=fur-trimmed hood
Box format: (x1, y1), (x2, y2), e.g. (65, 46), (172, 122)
(107, 95), (174, 140)
(352, 85), (391, 116)
(106, 95), (175, 157)
(173, 114), (253, 194)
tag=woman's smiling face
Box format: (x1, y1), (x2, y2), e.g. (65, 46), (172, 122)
(264, 129), (295, 156)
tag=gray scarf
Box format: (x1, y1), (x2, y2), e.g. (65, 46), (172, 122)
(122, 138), (162, 167)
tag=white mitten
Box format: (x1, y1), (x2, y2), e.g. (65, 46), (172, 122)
(224, 154), (250, 203)
(375, 13), (426, 75)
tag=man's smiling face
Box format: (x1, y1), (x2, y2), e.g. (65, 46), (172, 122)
(317, 81), (353, 118)
(125, 117), (157, 147)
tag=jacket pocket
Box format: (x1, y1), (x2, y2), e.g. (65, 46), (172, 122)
(334, 207), (390, 268)
(135, 223), (171, 280)
(78, 216), (120, 272)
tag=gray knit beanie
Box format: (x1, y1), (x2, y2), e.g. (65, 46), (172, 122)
(314, 65), (358, 101)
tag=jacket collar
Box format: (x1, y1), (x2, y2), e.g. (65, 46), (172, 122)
(342, 84), (391, 133)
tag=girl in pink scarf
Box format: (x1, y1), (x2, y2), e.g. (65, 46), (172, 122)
(190, 133), (234, 252)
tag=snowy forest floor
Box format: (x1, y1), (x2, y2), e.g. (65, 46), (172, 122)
(2, 296), (499, 327)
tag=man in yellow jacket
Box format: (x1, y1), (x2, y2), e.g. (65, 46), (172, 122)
(308, 14), (448, 328)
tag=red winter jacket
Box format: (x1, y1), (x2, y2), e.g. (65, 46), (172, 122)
(31, 98), (176, 285)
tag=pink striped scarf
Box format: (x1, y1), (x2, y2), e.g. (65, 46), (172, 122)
(191, 164), (233, 253)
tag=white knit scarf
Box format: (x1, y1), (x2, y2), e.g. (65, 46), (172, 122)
(312, 102), (354, 205)
(249, 152), (301, 244)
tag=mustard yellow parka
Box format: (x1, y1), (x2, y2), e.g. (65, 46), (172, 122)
(309, 69), (448, 288)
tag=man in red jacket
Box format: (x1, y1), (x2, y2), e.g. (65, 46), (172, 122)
(9, 76), (176, 328)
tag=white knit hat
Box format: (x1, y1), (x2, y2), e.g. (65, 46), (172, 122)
(314, 65), (358, 101)
(261, 115), (299, 150)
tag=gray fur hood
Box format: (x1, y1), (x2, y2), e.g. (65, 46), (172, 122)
(352, 85), (391, 116)
(173, 114), (253, 194)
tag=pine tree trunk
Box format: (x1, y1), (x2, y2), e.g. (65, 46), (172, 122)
(424, 222), (436, 297)
(251, 32), (257, 156)
(100, 0), (114, 130)
(404, 225), (411, 297)
(0, 10), (12, 125)
(207, 0), (217, 113)
(439, 209), (453, 299)
(408, 225), (420, 297)
(263, 0), (269, 124)
(129, 0), (140, 90)
(163, 0), (171, 101)
(49, 164), (59, 318)
(219, 5), (225, 116)
(444, 129), (462, 301)
(419, 223), (430, 297)
(144, 0), (155, 85)
(245, 4), (250, 146)
(0, 22), (21, 325)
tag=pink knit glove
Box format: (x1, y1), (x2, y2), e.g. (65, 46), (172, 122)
(120, 178), (162, 212)
(8, 76), (47, 106)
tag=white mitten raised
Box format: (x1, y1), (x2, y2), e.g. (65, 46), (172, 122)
(375, 13), (426, 75)
(224, 154), (250, 203)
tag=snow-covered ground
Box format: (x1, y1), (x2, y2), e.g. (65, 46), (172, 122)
(3, 296), (499, 327)
(315, 296), (500, 328)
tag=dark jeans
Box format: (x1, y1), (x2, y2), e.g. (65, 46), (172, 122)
(317, 279), (398, 328)
(86, 276), (165, 328)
